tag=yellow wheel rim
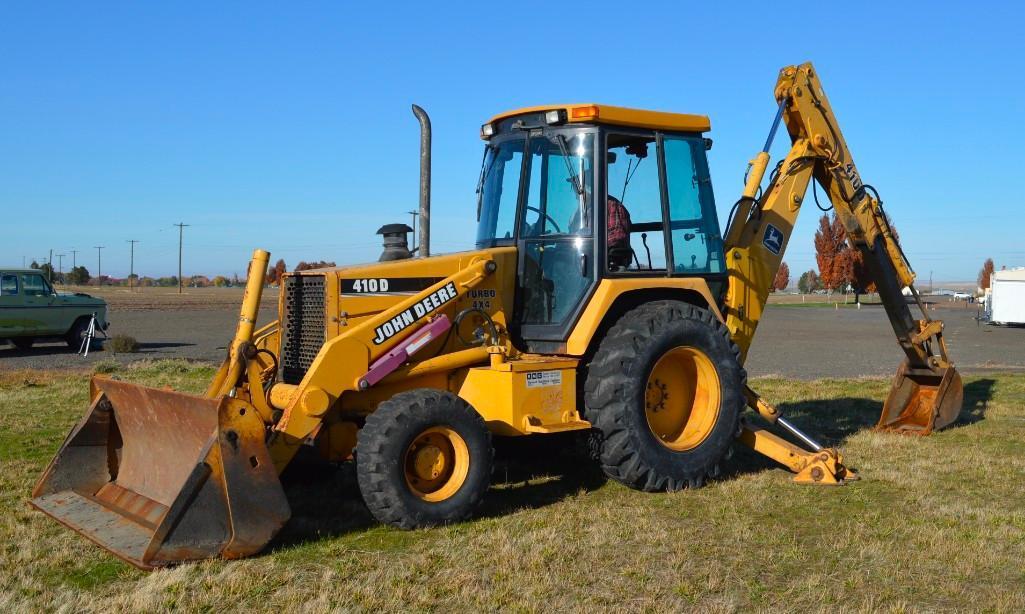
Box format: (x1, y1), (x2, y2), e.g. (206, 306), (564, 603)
(644, 346), (721, 451)
(403, 426), (470, 502)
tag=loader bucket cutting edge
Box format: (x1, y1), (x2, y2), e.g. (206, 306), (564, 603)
(877, 361), (963, 435)
(30, 377), (290, 569)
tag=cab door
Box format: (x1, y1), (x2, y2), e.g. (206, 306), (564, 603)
(514, 130), (598, 347)
(20, 273), (58, 334)
(0, 273), (28, 336)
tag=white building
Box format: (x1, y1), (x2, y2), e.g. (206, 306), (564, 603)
(988, 268), (1025, 325)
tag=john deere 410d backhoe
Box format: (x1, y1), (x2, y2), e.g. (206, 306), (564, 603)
(32, 63), (962, 568)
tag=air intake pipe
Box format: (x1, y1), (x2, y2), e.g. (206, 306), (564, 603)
(412, 104), (431, 257)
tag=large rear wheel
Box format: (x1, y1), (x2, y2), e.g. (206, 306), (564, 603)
(357, 389), (493, 528)
(584, 301), (745, 491)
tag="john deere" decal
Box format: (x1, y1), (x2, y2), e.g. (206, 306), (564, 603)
(371, 282), (458, 345)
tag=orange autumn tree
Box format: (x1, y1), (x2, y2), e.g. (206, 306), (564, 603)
(815, 211), (902, 299)
(266, 259), (287, 285)
(772, 261), (790, 292)
(978, 258), (995, 291)
(814, 214), (847, 291)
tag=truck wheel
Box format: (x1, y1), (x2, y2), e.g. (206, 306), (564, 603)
(65, 318), (91, 349)
(584, 301), (745, 492)
(12, 337), (34, 350)
(357, 389), (493, 529)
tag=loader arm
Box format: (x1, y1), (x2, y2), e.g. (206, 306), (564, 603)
(264, 255), (498, 469)
(723, 62), (962, 435)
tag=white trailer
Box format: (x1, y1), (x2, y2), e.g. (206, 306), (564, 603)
(989, 268), (1025, 325)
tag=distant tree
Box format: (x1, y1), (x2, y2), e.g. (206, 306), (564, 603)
(212, 275), (230, 287)
(65, 266), (91, 285)
(978, 258), (995, 291)
(30, 260), (40, 269)
(266, 259), (287, 285)
(294, 261), (337, 272)
(772, 261), (790, 292)
(798, 269), (820, 294)
(156, 276), (178, 287)
(190, 275), (211, 288)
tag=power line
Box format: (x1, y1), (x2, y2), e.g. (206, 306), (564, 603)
(94, 246), (105, 285)
(173, 223), (190, 294)
(127, 240), (139, 291)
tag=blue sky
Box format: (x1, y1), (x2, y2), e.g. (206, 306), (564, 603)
(1, 2), (1021, 281)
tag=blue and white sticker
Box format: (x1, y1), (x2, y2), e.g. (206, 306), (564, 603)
(762, 224), (784, 255)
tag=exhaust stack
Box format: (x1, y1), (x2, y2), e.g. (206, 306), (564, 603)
(412, 104), (431, 257)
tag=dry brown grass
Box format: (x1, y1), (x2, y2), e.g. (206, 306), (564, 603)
(61, 285), (279, 311)
(1, 362), (1024, 611)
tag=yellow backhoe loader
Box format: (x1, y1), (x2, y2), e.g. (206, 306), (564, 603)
(32, 63), (962, 568)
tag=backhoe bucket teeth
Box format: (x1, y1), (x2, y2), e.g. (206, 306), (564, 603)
(30, 377), (290, 569)
(877, 362), (963, 435)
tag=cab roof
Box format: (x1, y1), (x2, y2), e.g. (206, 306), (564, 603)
(487, 104), (711, 134)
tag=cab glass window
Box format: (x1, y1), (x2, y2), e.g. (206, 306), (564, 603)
(606, 133), (665, 271)
(664, 136), (724, 274)
(21, 273), (51, 296)
(476, 137), (525, 247)
(520, 132), (593, 238)
(0, 274), (17, 295)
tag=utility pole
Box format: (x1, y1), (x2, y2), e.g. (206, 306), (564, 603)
(406, 210), (419, 252)
(94, 246), (105, 286)
(127, 239), (139, 291)
(56, 254), (65, 284)
(71, 249), (78, 269)
(174, 223), (189, 294)
(929, 270), (933, 295)
(48, 249), (53, 283)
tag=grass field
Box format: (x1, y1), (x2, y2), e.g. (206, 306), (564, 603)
(2, 361), (1024, 611)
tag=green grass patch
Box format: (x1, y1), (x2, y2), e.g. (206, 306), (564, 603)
(2, 360), (1024, 611)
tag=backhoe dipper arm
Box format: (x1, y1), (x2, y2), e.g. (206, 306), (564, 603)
(724, 62), (962, 437)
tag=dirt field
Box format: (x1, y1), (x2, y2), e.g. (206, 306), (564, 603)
(1, 288), (1019, 379)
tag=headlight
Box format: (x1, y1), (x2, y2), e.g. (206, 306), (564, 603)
(480, 123), (495, 138)
(544, 109), (567, 125)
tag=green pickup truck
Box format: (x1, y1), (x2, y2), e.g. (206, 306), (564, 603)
(0, 269), (109, 350)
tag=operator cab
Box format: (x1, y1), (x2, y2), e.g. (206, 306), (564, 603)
(476, 104), (726, 347)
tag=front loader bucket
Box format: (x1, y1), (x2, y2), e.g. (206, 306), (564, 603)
(877, 361), (964, 435)
(30, 377), (290, 569)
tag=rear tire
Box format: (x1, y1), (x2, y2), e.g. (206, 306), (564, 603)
(584, 301), (745, 492)
(12, 337), (34, 350)
(357, 389), (493, 529)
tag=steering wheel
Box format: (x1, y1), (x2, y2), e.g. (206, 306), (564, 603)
(525, 205), (562, 234)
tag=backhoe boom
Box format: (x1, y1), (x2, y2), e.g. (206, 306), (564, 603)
(724, 62), (962, 436)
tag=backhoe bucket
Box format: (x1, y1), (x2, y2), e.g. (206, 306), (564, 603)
(30, 377), (289, 569)
(877, 362), (963, 435)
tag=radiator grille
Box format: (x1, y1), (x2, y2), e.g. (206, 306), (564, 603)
(281, 275), (326, 384)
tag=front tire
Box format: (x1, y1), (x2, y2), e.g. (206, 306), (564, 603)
(584, 301), (745, 492)
(65, 318), (91, 349)
(356, 389), (493, 529)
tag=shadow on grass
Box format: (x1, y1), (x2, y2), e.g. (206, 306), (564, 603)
(268, 433), (605, 550)
(269, 381), (999, 545)
(722, 379), (997, 477)
(956, 378), (996, 427)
